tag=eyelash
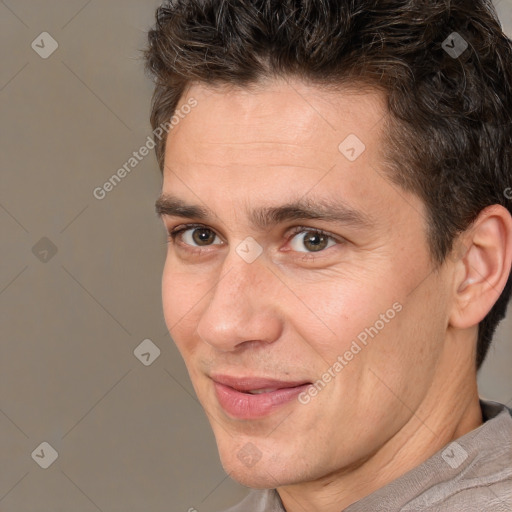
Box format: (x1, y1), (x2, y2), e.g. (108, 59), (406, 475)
(167, 223), (208, 240)
(286, 226), (341, 254)
(166, 223), (215, 254)
(166, 223), (342, 255)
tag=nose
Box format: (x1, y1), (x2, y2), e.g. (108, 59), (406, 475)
(195, 251), (283, 352)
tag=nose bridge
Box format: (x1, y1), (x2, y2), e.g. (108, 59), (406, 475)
(195, 248), (282, 351)
(212, 256), (253, 314)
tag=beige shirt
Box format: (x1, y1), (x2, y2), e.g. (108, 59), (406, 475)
(222, 400), (512, 511)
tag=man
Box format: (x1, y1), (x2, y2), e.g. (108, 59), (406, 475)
(146, 1), (512, 510)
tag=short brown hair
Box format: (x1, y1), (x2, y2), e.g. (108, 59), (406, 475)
(145, 0), (512, 369)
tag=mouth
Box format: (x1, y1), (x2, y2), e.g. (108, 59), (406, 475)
(210, 374), (312, 420)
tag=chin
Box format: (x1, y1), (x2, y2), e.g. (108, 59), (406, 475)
(218, 447), (308, 489)
(224, 466), (277, 489)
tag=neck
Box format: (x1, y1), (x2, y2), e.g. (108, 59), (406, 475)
(277, 335), (483, 512)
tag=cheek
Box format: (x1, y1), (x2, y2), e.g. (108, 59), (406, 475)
(161, 260), (205, 347)
(294, 271), (401, 358)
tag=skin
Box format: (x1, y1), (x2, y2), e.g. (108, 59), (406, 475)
(157, 77), (512, 512)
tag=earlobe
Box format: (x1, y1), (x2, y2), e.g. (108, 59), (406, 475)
(449, 205), (512, 329)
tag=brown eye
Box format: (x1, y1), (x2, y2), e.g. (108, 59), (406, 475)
(191, 228), (217, 246)
(289, 230), (337, 253)
(170, 226), (223, 248)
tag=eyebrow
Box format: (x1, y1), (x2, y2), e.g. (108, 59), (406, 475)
(155, 194), (373, 230)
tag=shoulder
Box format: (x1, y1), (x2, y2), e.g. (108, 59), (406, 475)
(402, 400), (512, 511)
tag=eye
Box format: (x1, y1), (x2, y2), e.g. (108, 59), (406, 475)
(169, 225), (223, 247)
(288, 228), (338, 253)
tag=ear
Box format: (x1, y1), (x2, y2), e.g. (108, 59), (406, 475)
(449, 205), (512, 329)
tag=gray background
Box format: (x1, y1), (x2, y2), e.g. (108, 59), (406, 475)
(1, 1), (511, 511)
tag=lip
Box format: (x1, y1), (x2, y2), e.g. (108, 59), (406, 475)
(211, 374), (312, 420)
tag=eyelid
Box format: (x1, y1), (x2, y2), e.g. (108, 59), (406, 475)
(286, 225), (341, 242)
(168, 222), (216, 235)
(167, 223), (224, 250)
(166, 223), (343, 253)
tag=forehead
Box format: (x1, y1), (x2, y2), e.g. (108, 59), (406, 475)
(160, 79), (425, 234)
(167, 79), (386, 165)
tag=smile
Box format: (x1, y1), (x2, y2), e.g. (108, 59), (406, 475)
(211, 374), (312, 420)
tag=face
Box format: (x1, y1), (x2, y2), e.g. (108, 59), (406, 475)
(158, 78), (454, 488)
